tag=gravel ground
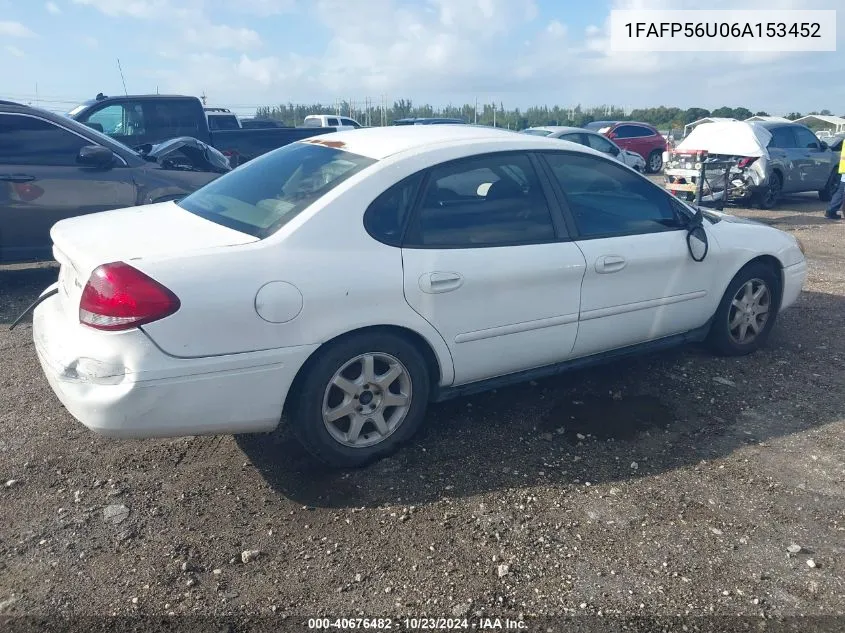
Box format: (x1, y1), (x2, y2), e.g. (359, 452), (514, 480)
(0, 190), (844, 631)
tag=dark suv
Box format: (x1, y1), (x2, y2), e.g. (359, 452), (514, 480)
(0, 101), (227, 263)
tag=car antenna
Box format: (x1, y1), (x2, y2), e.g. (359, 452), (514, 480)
(117, 58), (128, 95)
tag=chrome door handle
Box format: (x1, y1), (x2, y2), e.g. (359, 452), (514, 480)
(419, 271), (464, 294)
(596, 255), (627, 274)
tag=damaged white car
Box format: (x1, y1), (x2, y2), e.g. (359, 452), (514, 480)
(664, 121), (839, 209)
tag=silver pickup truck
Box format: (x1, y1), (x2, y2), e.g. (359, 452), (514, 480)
(664, 121), (839, 209)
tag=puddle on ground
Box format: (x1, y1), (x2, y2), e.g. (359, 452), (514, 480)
(542, 395), (673, 442)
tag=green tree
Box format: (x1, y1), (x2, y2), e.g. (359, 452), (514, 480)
(710, 106), (735, 118)
(683, 108), (711, 124)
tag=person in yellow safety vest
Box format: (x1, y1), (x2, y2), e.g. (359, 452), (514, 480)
(826, 150), (845, 220)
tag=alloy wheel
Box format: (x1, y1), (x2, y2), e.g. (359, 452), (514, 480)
(321, 352), (413, 448)
(727, 278), (771, 345)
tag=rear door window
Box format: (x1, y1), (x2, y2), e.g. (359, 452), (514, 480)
(769, 127), (798, 149)
(404, 152), (558, 248)
(141, 100), (201, 140)
(615, 125), (652, 138)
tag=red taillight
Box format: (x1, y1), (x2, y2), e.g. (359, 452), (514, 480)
(737, 157), (758, 169)
(79, 262), (180, 331)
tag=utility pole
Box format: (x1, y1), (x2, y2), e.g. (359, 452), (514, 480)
(201, 91), (207, 106)
(474, 98), (478, 124)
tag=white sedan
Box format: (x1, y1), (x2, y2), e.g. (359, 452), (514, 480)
(30, 126), (807, 467)
(521, 126), (647, 171)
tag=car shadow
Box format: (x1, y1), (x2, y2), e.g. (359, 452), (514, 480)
(237, 289), (845, 509)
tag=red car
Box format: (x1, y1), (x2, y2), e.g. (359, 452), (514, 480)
(585, 121), (667, 173)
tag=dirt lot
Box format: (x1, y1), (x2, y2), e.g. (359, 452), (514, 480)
(1, 190), (844, 631)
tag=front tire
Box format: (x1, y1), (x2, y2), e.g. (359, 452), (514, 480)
(707, 262), (781, 356)
(287, 331), (431, 468)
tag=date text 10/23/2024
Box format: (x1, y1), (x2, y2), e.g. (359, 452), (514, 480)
(308, 617), (528, 630)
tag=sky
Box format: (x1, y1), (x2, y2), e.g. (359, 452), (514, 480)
(0, 0), (843, 116)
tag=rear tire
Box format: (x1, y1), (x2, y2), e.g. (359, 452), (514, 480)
(818, 170), (839, 202)
(646, 150), (663, 173)
(707, 262), (781, 357)
(287, 331), (431, 468)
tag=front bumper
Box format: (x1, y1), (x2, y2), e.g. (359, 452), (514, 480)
(32, 287), (318, 438)
(780, 259), (807, 312)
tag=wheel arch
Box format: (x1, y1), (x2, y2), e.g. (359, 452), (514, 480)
(284, 324), (450, 412)
(727, 254), (785, 307)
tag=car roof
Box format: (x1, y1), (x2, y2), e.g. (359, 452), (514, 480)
(756, 121), (804, 130)
(298, 124), (609, 161)
(525, 126), (587, 134)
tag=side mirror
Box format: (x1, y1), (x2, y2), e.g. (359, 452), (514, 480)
(609, 145), (620, 156)
(77, 145), (115, 169)
(819, 141), (829, 151)
(686, 223), (709, 262)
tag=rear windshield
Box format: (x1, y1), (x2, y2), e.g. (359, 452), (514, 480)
(208, 115), (240, 131)
(178, 142), (376, 238)
(520, 129), (552, 137)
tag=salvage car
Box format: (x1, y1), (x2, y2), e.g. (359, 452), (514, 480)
(521, 126), (647, 171)
(585, 120), (666, 173)
(664, 121), (839, 209)
(0, 101), (229, 263)
(28, 126), (806, 468)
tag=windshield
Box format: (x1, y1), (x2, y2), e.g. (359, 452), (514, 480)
(178, 142), (376, 238)
(521, 129), (553, 137)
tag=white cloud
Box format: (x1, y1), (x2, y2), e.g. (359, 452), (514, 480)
(71, 0), (175, 19)
(46, 1), (62, 14)
(229, 0), (296, 15)
(0, 21), (36, 38)
(4, 44), (25, 58)
(184, 22), (262, 50)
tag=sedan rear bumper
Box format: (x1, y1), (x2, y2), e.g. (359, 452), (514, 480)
(33, 289), (317, 438)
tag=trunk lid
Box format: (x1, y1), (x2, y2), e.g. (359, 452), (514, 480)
(51, 201), (257, 312)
